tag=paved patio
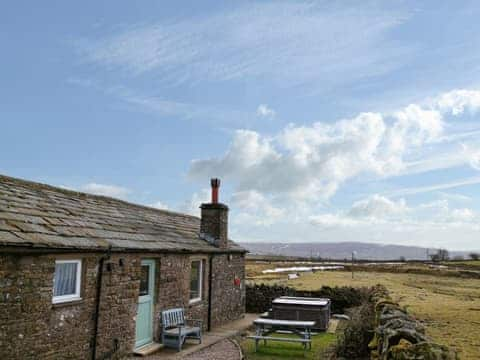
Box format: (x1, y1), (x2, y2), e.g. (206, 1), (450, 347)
(132, 313), (259, 359)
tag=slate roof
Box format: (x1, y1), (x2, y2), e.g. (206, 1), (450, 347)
(0, 175), (245, 253)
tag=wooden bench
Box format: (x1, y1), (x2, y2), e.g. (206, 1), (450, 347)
(249, 318), (315, 352)
(161, 308), (202, 351)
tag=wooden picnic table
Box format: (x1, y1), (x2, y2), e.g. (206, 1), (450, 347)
(247, 318), (315, 352)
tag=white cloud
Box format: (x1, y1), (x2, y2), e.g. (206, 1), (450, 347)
(189, 89), (480, 205)
(256, 104), (275, 118)
(229, 191), (480, 249)
(435, 89), (480, 115)
(178, 189), (210, 216)
(387, 176), (480, 197)
(309, 213), (360, 228)
(149, 201), (169, 210)
(231, 190), (285, 226)
(437, 192), (472, 203)
(348, 195), (408, 219)
(388, 104), (443, 149)
(402, 150), (471, 175)
(68, 78), (246, 123)
(449, 208), (475, 222)
(310, 195), (409, 228)
(187, 88), (480, 249)
(310, 195), (478, 230)
(462, 144), (480, 170)
(75, 2), (411, 88)
(114, 87), (246, 123)
(80, 183), (130, 199)
(190, 113), (390, 202)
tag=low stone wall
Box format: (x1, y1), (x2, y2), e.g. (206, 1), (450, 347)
(246, 284), (371, 314)
(369, 289), (458, 360)
(343, 264), (480, 280)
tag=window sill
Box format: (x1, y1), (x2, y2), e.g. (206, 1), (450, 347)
(52, 298), (83, 308)
(188, 298), (202, 306)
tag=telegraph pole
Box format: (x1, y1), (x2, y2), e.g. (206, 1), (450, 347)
(351, 251), (356, 279)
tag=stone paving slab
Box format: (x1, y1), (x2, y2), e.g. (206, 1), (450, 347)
(182, 339), (241, 360)
(132, 313), (258, 359)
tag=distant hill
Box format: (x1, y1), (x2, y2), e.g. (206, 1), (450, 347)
(240, 241), (471, 261)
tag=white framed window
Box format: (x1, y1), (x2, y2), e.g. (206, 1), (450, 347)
(52, 259), (82, 304)
(189, 260), (203, 304)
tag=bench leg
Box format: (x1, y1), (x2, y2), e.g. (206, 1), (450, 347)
(254, 325), (262, 352)
(178, 335), (185, 352)
(305, 328), (312, 350)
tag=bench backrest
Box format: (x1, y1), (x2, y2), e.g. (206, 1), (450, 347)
(161, 308), (185, 329)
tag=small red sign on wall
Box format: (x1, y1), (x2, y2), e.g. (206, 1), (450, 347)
(234, 277), (241, 286)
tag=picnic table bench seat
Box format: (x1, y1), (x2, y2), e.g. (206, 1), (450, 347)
(246, 336), (311, 344)
(250, 318), (315, 352)
(161, 308), (202, 351)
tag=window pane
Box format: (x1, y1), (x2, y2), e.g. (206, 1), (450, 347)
(54, 262), (78, 296)
(190, 261), (201, 300)
(139, 265), (150, 296)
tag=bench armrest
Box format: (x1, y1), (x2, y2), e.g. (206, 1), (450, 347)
(185, 318), (203, 328)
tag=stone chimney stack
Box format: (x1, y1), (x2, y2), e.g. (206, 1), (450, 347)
(200, 178), (228, 249)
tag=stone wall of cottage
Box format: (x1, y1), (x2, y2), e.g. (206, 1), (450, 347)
(1, 254), (96, 359)
(0, 251), (245, 360)
(95, 254), (141, 360)
(210, 253), (246, 327)
(153, 253), (245, 334)
(152, 254), (210, 339)
(0, 253), (142, 360)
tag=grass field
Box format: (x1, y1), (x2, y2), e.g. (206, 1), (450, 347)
(248, 262), (480, 359)
(240, 333), (336, 360)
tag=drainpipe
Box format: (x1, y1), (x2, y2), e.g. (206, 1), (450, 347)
(207, 255), (213, 331)
(91, 246), (111, 360)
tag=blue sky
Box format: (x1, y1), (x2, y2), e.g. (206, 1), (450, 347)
(2, 1), (480, 249)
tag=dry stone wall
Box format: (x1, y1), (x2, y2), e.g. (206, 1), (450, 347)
(369, 288), (458, 360)
(246, 283), (370, 314)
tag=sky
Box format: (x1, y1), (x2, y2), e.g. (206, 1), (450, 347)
(2, 1), (480, 250)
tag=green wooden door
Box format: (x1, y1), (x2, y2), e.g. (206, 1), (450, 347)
(135, 260), (155, 349)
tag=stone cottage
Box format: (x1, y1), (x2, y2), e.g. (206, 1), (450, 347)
(0, 175), (246, 359)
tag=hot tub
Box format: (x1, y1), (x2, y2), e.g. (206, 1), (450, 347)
(272, 296), (331, 331)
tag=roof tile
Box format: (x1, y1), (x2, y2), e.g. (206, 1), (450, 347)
(0, 175), (245, 253)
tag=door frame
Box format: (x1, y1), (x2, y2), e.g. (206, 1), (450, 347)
(135, 259), (155, 349)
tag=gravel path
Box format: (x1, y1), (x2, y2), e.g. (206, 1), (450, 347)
(182, 339), (241, 360)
